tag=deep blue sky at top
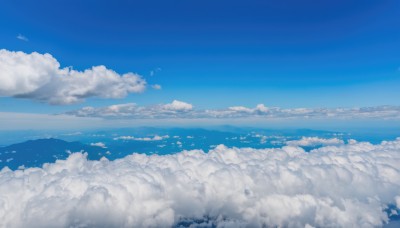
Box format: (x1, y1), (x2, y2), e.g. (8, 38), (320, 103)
(0, 0), (400, 113)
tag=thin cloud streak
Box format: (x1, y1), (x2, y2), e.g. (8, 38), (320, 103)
(16, 34), (28, 42)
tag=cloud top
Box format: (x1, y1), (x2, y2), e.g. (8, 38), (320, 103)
(0, 49), (147, 104)
(163, 100), (193, 111)
(286, 137), (344, 147)
(0, 139), (399, 227)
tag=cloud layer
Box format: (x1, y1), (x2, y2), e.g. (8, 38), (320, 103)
(69, 100), (194, 118)
(1, 139), (399, 227)
(0, 49), (146, 104)
(67, 101), (400, 120)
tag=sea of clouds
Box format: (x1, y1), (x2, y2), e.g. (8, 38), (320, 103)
(1, 138), (400, 227)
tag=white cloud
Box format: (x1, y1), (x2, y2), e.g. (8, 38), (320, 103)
(68, 100), (194, 118)
(228, 106), (253, 113)
(16, 34), (28, 42)
(286, 137), (344, 147)
(113, 135), (169, 141)
(257, 135), (268, 144)
(66, 102), (400, 121)
(0, 49), (146, 104)
(151, 84), (162, 90)
(1, 139), (400, 227)
(396, 196), (400, 209)
(113, 135), (135, 140)
(163, 100), (193, 111)
(90, 142), (107, 148)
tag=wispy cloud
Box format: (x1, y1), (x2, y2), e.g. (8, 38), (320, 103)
(0, 49), (147, 105)
(90, 142), (107, 148)
(149, 67), (162, 76)
(113, 135), (169, 141)
(0, 112), (104, 130)
(16, 34), (28, 42)
(151, 84), (162, 90)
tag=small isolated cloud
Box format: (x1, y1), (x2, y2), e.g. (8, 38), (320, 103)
(63, 132), (83, 136)
(253, 134), (268, 144)
(149, 67), (162, 76)
(0, 49), (147, 105)
(286, 137), (344, 147)
(151, 84), (162, 90)
(90, 142), (107, 148)
(1, 138), (399, 227)
(163, 100), (193, 111)
(16, 34), (28, 42)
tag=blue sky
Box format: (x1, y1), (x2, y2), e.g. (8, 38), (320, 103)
(0, 0), (400, 121)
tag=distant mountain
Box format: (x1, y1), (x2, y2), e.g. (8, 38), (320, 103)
(0, 138), (107, 170)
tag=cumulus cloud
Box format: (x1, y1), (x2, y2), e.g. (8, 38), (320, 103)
(163, 100), (193, 111)
(286, 137), (344, 147)
(0, 49), (146, 104)
(66, 102), (400, 121)
(1, 139), (400, 227)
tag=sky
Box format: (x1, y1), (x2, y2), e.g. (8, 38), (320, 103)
(1, 2), (400, 226)
(0, 0), (400, 128)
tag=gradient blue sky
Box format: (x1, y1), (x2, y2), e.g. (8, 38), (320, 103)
(1, 0), (400, 114)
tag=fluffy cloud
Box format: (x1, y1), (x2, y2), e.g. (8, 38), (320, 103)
(67, 102), (400, 121)
(163, 100), (193, 111)
(0, 49), (146, 104)
(0, 139), (399, 227)
(286, 137), (344, 147)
